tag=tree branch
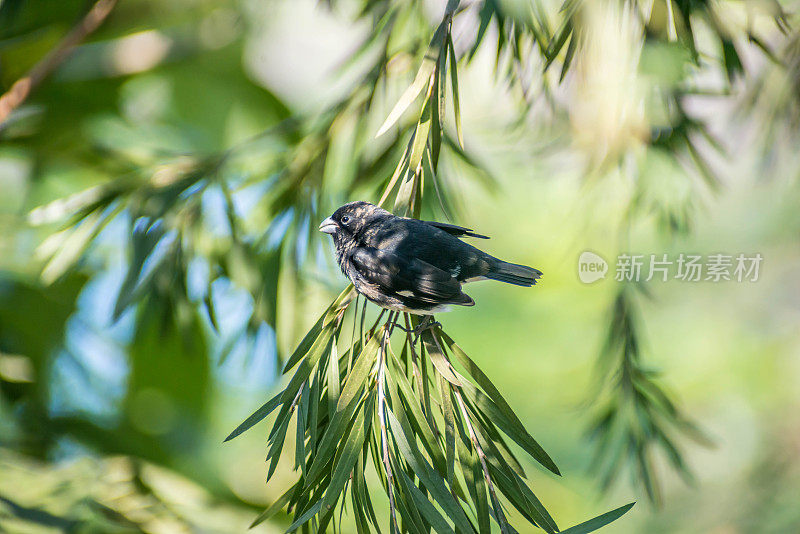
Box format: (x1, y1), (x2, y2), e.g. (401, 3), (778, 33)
(377, 311), (399, 534)
(0, 0), (117, 127)
(454, 385), (510, 534)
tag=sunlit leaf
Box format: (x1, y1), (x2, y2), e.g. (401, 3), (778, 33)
(224, 388), (284, 442)
(375, 21), (446, 137)
(447, 32), (463, 149)
(558, 503), (636, 534)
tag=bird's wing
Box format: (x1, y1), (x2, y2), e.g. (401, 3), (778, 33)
(351, 247), (471, 305)
(421, 221), (489, 239)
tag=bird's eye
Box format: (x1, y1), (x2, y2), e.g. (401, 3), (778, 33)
(341, 216), (350, 224)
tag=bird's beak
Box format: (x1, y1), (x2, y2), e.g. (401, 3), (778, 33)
(319, 217), (338, 234)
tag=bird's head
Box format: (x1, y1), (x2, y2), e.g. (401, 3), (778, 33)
(319, 201), (387, 241)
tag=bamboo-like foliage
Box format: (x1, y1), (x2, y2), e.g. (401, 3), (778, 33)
(587, 284), (713, 505)
(226, 4), (635, 532)
(19, 0), (798, 515)
(228, 290), (635, 532)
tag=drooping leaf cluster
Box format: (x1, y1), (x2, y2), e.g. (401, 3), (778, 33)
(228, 289), (634, 533)
(587, 284), (713, 505)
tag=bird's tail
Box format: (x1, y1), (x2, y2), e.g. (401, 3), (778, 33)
(485, 260), (542, 287)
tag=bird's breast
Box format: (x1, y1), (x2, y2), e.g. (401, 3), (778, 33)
(334, 237), (356, 276)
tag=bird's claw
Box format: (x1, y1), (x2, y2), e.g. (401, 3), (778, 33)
(396, 317), (441, 345)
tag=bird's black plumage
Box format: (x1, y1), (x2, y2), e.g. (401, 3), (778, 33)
(319, 201), (542, 314)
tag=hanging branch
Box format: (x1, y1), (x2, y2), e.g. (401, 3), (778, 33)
(228, 294), (635, 532)
(0, 0), (118, 127)
(453, 380), (510, 533)
(376, 312), (400, 533)
(586, 284), (713, 504)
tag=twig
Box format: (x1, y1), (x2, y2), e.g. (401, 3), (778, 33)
(454, 387), (510, 534)
(403, 314), (423, 386)
(377, 311), (399, 534)
(404, 314), (440, 438)
(360, 294), (367, 351)
(431, 326), (509, 532)
(348, 295), (359, 374)
(289, 386), (304, 413)
(370, 308), (387, 334)
(513, 58), (532, 105)
(0, 0), (118, 127)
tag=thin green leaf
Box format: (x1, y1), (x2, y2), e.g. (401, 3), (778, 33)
(447, 32), (464, 148)
(354, 452), (381, 533)
(296, 381), (309, 474)
(322, 393), (371, 512)
(327, 336), (340, 418)
(471, 408), (527, 478)
(224, 389), (284, 442)
(473, 454), (491, 534)
(439, 375), (456, 490)
(468, 0), (493, 61)
(459, 378), (559, 476)
(282, 314), (327, 374)
(390, 455), (428, 534)
(558, 503), (636, 534)
(421, 330), (461, 386)
(389, 358), (447, 476)
(441, 330), (552, 474)
(305, 332), (380, 484)
(378, 134), (413, 208)
(250, 481), (301, 528)
(113, 220), (171, 319)
(266, 413), (291, 481)
(721, 38), (744, 82)
(487, 462), (556, 533)
(398, 470), (455, 534)
(308, 372), (320, 452)
(560, 32), (577, 83)
(394, 84), (434, 215)
(376, 21), (446, 137)
(282, 286), (353, 374)
(285, 500), (323, 533)
(387, 410), (476, 534)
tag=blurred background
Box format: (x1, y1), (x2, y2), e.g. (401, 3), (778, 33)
(2, 0), (800, 532)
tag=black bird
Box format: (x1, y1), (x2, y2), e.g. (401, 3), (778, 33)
(319, 201), (541, 314)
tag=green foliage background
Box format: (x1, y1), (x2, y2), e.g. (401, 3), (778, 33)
(2, 0), (800, 532)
